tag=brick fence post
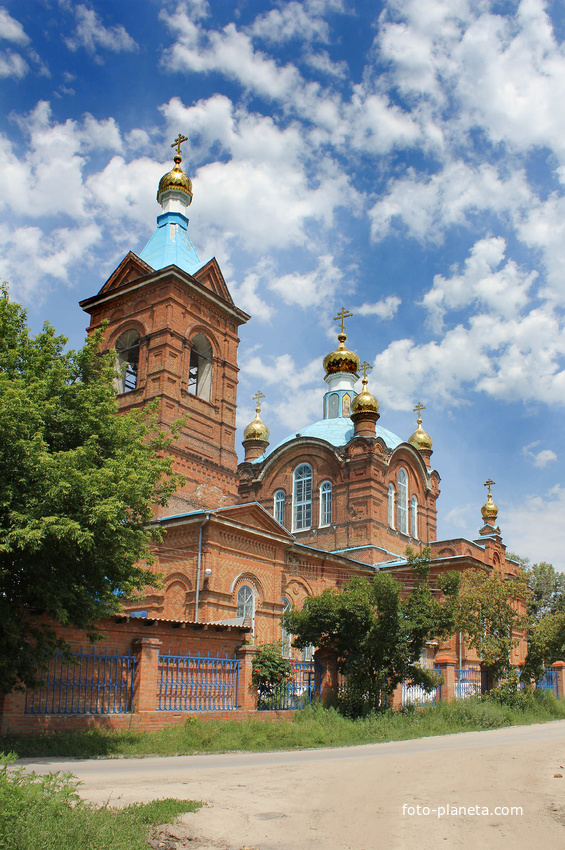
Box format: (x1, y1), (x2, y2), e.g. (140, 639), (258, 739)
(391, 682), (403, 711)
(314, 648), (339, 708)
(132, 637), (162, 713)
(434, 654), (457, 703)
(552, 661), (565, 698)
(235, 645), (259, 711)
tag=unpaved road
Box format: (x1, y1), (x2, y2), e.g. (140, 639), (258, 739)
(19, 721), (565, 849)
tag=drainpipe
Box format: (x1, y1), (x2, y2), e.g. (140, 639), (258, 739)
(195, 513), (210, 623)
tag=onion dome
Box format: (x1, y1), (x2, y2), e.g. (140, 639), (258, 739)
(157, 153), (193, 205)
(481, 478), (498, 521)
(323, 308), (360, 376)
(409, 403), (433, 451)
(351, 375), (379, 415)
(243, 391), (270, 442)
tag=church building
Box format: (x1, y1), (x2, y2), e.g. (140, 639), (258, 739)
(79, 138), (526, 668)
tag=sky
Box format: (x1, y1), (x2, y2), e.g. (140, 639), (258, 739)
(0, 0), (563, 568)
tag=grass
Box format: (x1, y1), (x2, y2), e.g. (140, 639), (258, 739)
(3, 690), (565, 760)
(0, 753), (201, 850)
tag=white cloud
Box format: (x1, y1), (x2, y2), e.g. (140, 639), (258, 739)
(250, 2), (332, 44)
(369, 162), (532, 243)
(522, 442), (558, 468)
(355, 296), (401, 320)
(0, 222), (100, 302)
(423, 237), (537, 332)
(0, 49), (27, 78)
(303, 49), (348, 80)
(0, 8), (29, 45)
(66, 5), (137, 54)
(504, 484), (565, 566)
(269, 254), (351, 308)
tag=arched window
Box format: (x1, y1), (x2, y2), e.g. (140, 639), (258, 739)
(115, 329), (140, 393)
(274, 490), (285, 526)
(320, 481), (332, 527)
(281, 597), (292, 658)
(411, 496), (418, 539)
(188, 333), (213, 401)
(293, 463), (312, 531)
(398, 468), (408, 534)
(388, 483), (395, 529)
(327, 393), (339, 419)
(237, 585), (254, 621)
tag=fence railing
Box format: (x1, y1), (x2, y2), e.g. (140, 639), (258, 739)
(401, 667), (442, 707)
(157, 651), (240, 711)
(258, 661), (320, 710)
(25, 649), (136, 715)
(537, 667), (559, 697)
(454, 667), (484, 700)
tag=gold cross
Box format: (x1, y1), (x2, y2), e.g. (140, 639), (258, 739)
(413, 402), (426, 417)
(484, 478), (495, 497)
(252, 390), (265, 410)
(171, 133), (188, 156)
(333, 307), (353, 334)
(360, 361), (372, 380)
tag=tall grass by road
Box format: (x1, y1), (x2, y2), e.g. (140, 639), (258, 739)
(3, 690), (565, 761)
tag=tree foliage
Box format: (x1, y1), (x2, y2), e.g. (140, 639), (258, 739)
(453, 568), (528, 680)
(282, 548), (457, 716)
(0, 287), (183, 692)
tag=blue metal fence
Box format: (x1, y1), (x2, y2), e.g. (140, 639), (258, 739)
(454, 667), (483, 700)
(25, 648), (136, 715)
(258, 661), (320, 710)
(401, 667), (442, 707)
(538, 668), (559, 697)
(158, 651), (240, 711)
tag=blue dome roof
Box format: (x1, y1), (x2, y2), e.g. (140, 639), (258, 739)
(252, 417), (402, 463)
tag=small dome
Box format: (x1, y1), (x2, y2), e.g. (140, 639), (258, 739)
(351, 377), (379, 415)
(157, 154), (193, 204)
(409, 423), (433, 451)
(243, 391), (269, 443)
(244, 412), (270, 442)
(408, 403), (433, 452)
(481, 495), (498, 520)
(323, 332), (360, 376)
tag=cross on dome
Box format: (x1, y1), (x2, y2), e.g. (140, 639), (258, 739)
(252, 389), (265, 411)
(171, 133), (188, 156)
(360, 361), (372, 381)
(484, 477), (495, 498)
(333, 307), (353, 335)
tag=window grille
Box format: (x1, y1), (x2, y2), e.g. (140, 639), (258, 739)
(293, 463), (312, 531)
(115, 329), (140, 393)
(274, 490), (285, 525)
(398, 468), (408, 534)
(320, 481), (332, 526)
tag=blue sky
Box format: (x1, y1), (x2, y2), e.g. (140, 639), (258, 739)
(0, 0), (563, 567)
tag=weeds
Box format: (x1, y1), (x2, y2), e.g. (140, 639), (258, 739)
(0, 754), (200, 850)
(3, 692), (565, 761)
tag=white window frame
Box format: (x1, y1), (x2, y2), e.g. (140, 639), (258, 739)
(281, 597), (292, 658)
(398, 468), (408, 535)
(274, 490), (285, 526)
(388, 483), (395, 529)
(237, 585), (255, 624)
(411, 496), (418, 539)
(319, 480), (332, 527)
(293, 463), (312, 531)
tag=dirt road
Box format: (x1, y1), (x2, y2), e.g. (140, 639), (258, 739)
(19, 721), (565, 849)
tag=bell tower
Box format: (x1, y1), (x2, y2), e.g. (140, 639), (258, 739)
(80, 136), (250, 516)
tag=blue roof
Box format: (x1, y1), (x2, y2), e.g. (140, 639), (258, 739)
(139, 211), (206, 276)
(253, 416), (403, 463)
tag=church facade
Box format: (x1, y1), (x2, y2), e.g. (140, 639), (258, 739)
(79, 139), (526, 668)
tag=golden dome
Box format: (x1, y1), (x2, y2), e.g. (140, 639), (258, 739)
(481, 478), (498, 521)
(408, 403), (432, 451)
(351, 376), (379, 414)
(481, 496), (498, 520)
(157, 154), (193, 204)
(243, 391), (269, 442)
(323, 332), (360, 376)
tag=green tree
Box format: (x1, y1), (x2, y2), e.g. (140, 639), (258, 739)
(454, 569), (528, 680)
(0, 287), (182, 693)
(282, 548), (457, 716)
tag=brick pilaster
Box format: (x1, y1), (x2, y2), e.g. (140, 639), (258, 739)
(552, 661), (565, 698)
(235, 645), (259, 711)
(132, 637), (162, 712)
(434, 653), (457, 703)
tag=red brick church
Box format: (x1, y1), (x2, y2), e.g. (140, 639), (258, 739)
(79, 139), (526, 669)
